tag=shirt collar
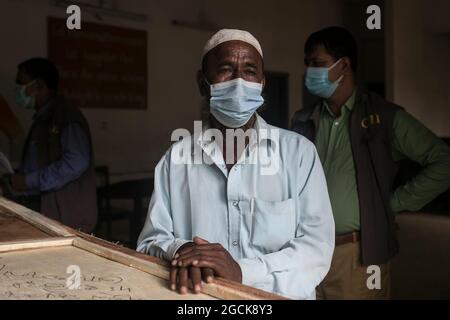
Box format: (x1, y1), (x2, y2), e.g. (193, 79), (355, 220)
(322, 88), (357, 117)
(195, 113), (275, 159)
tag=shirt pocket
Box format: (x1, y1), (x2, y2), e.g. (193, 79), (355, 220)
(250, 197), (297, 254)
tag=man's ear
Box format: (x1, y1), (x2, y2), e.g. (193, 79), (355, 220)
(34, 79), (48, 94)
(25, 79), (41, 97)
(261, 77), (266, 91)
(196, 70), (208, 97)
(342, 57), (352, 75)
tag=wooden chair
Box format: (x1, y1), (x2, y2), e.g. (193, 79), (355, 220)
(94, 166), (113, 240)
(94, 166), (153, 248)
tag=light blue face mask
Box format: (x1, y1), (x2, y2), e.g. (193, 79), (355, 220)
(15, 80), (36, 110)
(209, 78), (264, 128)
(305, 59), (343, 98)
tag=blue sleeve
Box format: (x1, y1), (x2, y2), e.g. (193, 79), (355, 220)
(25, 123), (91, 193)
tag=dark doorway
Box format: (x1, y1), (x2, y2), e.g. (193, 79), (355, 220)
(342, 0), (386, 97)
(259, 72), (289, 129)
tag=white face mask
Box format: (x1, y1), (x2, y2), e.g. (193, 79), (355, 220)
(305, 59), (344, 98)
(209, 78), (265, 128)
(15, 80), (36, 109)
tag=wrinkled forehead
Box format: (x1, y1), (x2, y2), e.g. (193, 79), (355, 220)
(203, 40), (263, 67)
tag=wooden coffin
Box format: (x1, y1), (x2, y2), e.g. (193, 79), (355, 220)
(0, 197), (285, 300)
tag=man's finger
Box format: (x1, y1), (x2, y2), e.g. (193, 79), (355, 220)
(193, 236), (210, 245)
(176, 250), (223, 267)
(169, 267), (178, 291)
(173, 244), (223, 262)
(201, 268), (215, 283)
(182, 256), (223, 275)
(194, 260), (225, 277)
(175, 245), (222, 260)
(174, 242), (195, 257)
(189, 266), (202, 294)
(178, 267), (189, 295)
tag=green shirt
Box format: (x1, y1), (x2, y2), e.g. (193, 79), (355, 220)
(315, 89), (450, 235)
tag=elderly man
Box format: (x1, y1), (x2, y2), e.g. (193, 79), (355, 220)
(137, 29), (335, 299)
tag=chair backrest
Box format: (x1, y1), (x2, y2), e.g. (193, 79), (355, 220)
(95, 166), (110, 188)
(94, 166), (111, 216)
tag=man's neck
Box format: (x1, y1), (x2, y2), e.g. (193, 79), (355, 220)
(34, 93), (55, 113)
(210, 113), (257, 169)
(326, 84), (355, 117)
(209, 113), (257, 135)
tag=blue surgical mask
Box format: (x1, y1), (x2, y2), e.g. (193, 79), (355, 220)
(209, 78), (264, 128)
(15, 80), (36, 110)
(305, 59), (343, 98)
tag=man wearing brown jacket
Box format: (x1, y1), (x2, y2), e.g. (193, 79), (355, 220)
(4, 58), (97, 233)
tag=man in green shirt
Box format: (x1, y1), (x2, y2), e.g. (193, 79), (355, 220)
(292, 26), (450, 299)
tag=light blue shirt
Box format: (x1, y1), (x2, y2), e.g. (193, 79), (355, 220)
(137, 114), (335, 300)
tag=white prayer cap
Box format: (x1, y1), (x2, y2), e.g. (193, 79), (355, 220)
(202, 29), (263, 60)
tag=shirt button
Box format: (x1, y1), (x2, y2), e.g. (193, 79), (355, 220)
(233, 201), (239, 207)
(335, 122), (339, 126)
(232, 241), (239, 247)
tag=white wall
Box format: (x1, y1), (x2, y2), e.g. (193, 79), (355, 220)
(386, 0), (450, 137)
(0, 0), (343, 181)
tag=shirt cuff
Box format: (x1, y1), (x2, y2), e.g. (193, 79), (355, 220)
(237, 257), (268, 286)
(165, 239), (192, 260)
(25, 171), (40, 191)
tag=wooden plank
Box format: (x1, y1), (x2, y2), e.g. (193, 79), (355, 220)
(0, 197), (74, 237)
(0, 237), (75, 253)
(72, 233), (287, 300)
(0, 245), (215, 300)
(0, 198), (287, 300)
(73, 237), (170, 282)
(0, 209), (53, 242)
(0, 233), (286, 299)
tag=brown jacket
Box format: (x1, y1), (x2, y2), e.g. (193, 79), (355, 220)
(22, 96), (97, 232)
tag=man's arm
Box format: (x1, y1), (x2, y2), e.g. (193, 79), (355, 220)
(137, 149), (216, 295)
(136, 150), (191, 260)
(23, 122), (91, 193)
(390, 110), (450, 213)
